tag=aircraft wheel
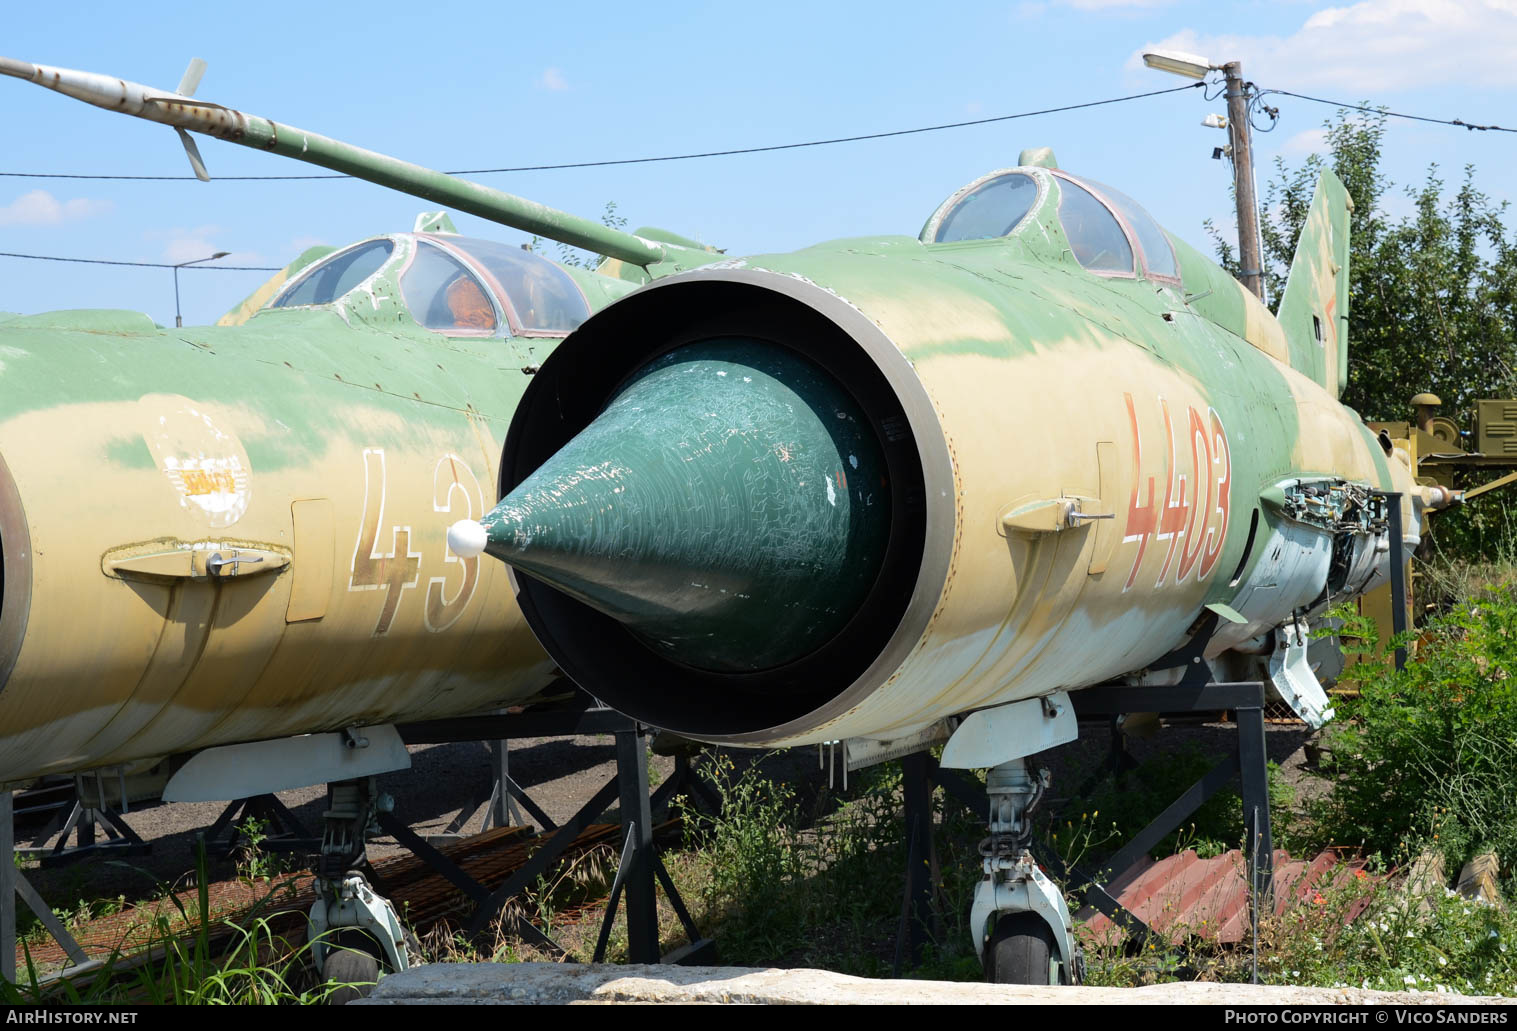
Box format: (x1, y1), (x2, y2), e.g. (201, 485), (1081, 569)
(983, 912), (1059, 985)
(324, 931), (382, 1005)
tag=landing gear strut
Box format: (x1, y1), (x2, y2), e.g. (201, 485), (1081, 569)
(969, 758), (1081, 985)
(307, 777), (410, 1002)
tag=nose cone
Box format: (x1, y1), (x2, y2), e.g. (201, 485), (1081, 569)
(479, 338), (889, 673)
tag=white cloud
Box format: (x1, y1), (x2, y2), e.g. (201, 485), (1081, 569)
(149, 226), (262, 266)
(0, 189), (112, 227)
(1131, 1), (1517, 91)
(158, 226), (223, 265)
(1277, 127), (1329, 157)
(538, 67), (568, 91)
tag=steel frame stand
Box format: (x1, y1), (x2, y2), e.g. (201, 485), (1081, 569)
(203, 793), (319, 857)
(394, 699), (715, 965)
(1371, 491), (1409, 671)
(10, 781), (77, 843)
(1059, 682), (1274, 942)
(892, 679), (1274, 976)
(2, 790), (93, 986)
(14, 774), (151, 869)
(891, 750), (939, 975)
(427, 739), (526, 845)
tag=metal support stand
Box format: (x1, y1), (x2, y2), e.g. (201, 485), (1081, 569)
(15, 773), (151, 868)
(10, 781), (76, 843)
(427, 739), (528, 845)
(203, 793), (318, 857)
(891, 750), (937, 974)
(1062, 682), (1274, 948)
(3, 788), (12, 985)
(1377, 491), (1409, 671)
(611, 728), (658, 963)
(892, 680), (1276, 976)
(396, 698), (713, 964)
(488, 740), (523, 830)
(2, 790), (92, 985)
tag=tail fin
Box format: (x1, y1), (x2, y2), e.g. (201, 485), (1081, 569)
(1275, 170), (1353, 398)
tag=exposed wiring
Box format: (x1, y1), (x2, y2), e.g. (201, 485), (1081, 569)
(0, 83), (1206, 182)
(1247, 84), (1280, 135)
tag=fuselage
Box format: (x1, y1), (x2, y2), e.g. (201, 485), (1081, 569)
(0, 232), (637, 784)
(481, 161), (1419, 748)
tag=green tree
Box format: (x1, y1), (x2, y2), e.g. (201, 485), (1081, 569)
(530, 201), (628, 269)
(1210, 111), (1517, 562)
(1210, 109), (1517, 427)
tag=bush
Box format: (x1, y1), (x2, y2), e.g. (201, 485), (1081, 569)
(1310, 587), (1517, 888)
(681, 753), (911, 973)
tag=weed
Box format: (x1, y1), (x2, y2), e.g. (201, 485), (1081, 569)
(1310, 589), (1517, 884)
(235, 816), (292, 883)
(0, 840), (381, 1004)
(674, 752), (911, 972)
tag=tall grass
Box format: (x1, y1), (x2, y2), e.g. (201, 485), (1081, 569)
(679, 753), (916, 973)
(1, 841), (380, 1004)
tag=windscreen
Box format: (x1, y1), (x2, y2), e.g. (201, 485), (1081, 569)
(933, 173), (1038, 243)
(272, 240), (394, 308)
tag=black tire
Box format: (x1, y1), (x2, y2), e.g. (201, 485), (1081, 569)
(323, 931), (382, 1005)
(984, 912), (1059, 985)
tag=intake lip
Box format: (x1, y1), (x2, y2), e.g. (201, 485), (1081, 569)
(500, 268), (956, 743)
(0, 446), (31, 698)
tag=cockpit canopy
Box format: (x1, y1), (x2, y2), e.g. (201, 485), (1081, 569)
(922, 166), (1179, 283)
(268, 233), (591, 336)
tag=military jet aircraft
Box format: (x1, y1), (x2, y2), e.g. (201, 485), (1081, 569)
(450, 147), (1461, 983)
(0, 55), (722, 980)
(5, 55), (1461, 988)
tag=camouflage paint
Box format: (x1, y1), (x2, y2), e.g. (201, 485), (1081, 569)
(0, 54), (747, 785)
(483, 166), (1430, 749)
(0, 230), (646, 784)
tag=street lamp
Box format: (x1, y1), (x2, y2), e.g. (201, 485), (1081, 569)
(173, 251), (230, 328)
(1142, 49), (1265, 302)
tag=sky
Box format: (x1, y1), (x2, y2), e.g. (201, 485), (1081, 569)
(3, 0), (1516, 327)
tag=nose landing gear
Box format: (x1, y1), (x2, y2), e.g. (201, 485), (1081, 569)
(969, 758), (1082, 985)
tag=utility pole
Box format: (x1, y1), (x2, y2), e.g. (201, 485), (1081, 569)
(1142, 49), (1267, 302)
(1222, 61), (1264, 301)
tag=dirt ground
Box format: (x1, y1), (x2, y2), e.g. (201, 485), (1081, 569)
(18, 718), (1320, 915)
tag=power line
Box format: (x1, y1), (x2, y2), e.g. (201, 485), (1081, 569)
(1255, 88), (1515, 134)
(2, 81), (1510, 185)
(0, 83), (1206, 182)
(0, 251), (280, 270)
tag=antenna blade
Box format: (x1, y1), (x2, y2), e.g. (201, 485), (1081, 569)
(176, 57), (206, 98)
(176, 127), (210, 181)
